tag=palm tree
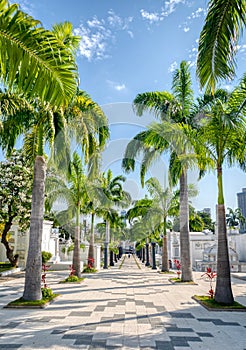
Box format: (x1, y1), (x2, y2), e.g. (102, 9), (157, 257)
(226, 207), (246, 233)
(46, 152), (89, 278)
(195, 88), (246, 304)
(123, 61), (195, 281)
(93, 169), (131, 268)
(127, 199), (163, 268)
(0, 0), (78, 106)
(197, 0), (246, 92)
(145, 177), (179, 272)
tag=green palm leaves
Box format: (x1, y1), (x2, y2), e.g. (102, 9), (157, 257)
(197, 0), (246, 92)
(0, 0), (78, 106)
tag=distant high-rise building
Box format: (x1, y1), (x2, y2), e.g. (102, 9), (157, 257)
(237, 188), (246, 233)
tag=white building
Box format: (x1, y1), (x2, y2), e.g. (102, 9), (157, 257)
(0, 220), (58, 267)
(168, 230), (246, 272)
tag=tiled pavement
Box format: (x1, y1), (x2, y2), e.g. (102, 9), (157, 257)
(0, 256), (246, 350)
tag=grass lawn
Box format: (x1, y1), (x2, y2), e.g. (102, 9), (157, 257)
(193, 295), (246, 311)
(0, 263), (14, 274)
(169, 277), (197, 285)
(59, 276), (85, 283)
(5, 293), (59, 309)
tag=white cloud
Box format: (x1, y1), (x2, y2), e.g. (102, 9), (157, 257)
(107, 80), (126, 91)
(162, 0), (185, 17)
(140, 0), (186, 25)
(74, 23), (111, 61)
(168, 61), (178, 73)
(140, 9), (162, 23)
(187, 43), (198, 68)
(127, 31), (134, 39)
(115, 84), (126, 91)
(221, 84), (234, 92)
(180, 7), (206, 33)
(188, 7), (207, 19)
(107, 10), (133, 30)
(236, 44), (246, 53)
(74, 11), (134, 61)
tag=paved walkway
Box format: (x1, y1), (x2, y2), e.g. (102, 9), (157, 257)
(0, 255), (246, 350)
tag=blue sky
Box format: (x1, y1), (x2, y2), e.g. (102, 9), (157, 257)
(15, 0), (246, 219)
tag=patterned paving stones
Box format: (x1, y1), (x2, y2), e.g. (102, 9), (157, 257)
(0, 256), (246, 349)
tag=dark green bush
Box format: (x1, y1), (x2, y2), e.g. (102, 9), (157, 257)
(42, 251), (52, 264)
(83, 266), (97, 273)
(41, 287), (53, 299)
(65, 275), (79, 282)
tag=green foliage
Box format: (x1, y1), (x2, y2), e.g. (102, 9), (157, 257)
(0, 149), (33, 232)
(197, 211), (215, 232)
(0, 0), (78, 106)
(62, 275), (84, 283)
(197, 0), (246, 92)
(41, 288), (53, 299)
(82, 266), (97, 273)
(7, 292), (59, 307)
(41, 251), (52, 264)
(226, 207), (246, 229)
(193, 295), (246, 309)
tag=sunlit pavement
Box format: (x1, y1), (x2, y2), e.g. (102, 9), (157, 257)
(0, 255), (246, 350)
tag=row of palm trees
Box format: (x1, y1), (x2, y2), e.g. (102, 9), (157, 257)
(0, 0), (245, 306)
(0, 2), (110, 300)
(122, 60), (246, 305)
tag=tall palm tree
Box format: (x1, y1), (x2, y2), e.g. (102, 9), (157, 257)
(145, 177), (178, 272)
(195, 88), (246, 304)
(92, 169), (131, 268)
(123, 61), (195, 281)
(46, 152), (89, 278)
(197, 0), (246, 93)
(0, 0), (78, 106)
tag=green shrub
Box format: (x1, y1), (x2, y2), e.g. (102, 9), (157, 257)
(60, 275), (84, 283)
(42, 251), (52, 264)
(41, 287), (53, 299)
(65, 275), (79, 282)
(83, 266), (97, 273)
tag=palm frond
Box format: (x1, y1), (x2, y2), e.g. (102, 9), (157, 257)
(197, 0), (246, 92)
(172, 61), (194, 121)
(0, 0), (78, 106)
(133, 91), (177, 121)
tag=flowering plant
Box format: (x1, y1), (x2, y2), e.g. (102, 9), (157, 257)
(201, 267), (217, 298)
(174, 259), (181, 278)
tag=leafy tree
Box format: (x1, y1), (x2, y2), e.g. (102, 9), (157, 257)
(189, 207), (205, 232)
(0, 0), (78, 106)
(195, 88), (246, 304)
(0, 150), (32, 266)
(197, 211), (215, 233)
(197, 0), (246, 93)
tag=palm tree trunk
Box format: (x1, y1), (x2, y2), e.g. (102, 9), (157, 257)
(215, 167), (234, 304)
(179, 169), (193, 282)
(23, 156), (46, 301)
(103, 220), (110, 269)
(161, 217), (169, 272)
(88, 212), (95, 267)
(72, 206), (81, 278)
